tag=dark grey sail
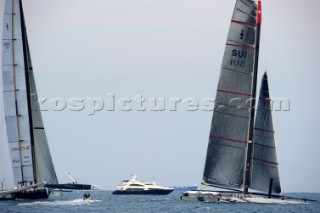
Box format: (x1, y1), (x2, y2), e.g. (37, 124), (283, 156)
(250, 72), (281, 194)
(203, 0), (260, 190)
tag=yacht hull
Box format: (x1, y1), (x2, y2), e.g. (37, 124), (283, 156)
(12, 188), (50, 200)
(46, 183), (92, 190)
(113, 189), (174, 195)
(180, 191), (307, 204)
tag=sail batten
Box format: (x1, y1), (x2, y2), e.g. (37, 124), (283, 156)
(203, 0), (259, 190)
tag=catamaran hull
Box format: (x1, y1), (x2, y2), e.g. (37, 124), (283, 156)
(180, 191), (221, 202)
(180, 195), (220, 202)
(12, 188), (50, 200)
(46, 183), (93, 190)
(112, 189), (174, 195)
(180, 191), (307, 204)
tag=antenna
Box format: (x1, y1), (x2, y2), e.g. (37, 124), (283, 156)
(265, 59), (268, 73)
(65, 172), (78, 184)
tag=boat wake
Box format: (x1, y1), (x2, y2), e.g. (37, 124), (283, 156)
(18, 199), (102, 206)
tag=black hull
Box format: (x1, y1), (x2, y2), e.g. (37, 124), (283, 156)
(12, 189), (50, 200)
(0, 197), (15, 201)
(112, 189), (174, 195)
(46, 183), (92, 190)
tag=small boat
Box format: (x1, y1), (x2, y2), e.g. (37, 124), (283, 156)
(112, 175), (174, 195)
(83, 193), (92, 201)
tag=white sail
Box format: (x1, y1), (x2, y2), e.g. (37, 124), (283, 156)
(29, 64), (58, 184)
(2, 0), (34, 186)
(2, 0), (58, 186)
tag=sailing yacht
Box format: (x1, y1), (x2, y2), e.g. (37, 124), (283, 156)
(180, 0), (314, 203)
(1, 0), (58, 199)
(0, 1), (103, 200)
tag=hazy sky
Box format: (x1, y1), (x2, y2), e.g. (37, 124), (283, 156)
(1, 0), (320, 192)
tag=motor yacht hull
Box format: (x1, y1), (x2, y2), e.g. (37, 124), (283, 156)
(113, 189), (174, 195)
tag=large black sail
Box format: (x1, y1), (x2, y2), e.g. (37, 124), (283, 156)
(250, 72), (281, 194)
(203, 0), (260, 189)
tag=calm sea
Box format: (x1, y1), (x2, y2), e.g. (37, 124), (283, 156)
(1, 191), (319, 213)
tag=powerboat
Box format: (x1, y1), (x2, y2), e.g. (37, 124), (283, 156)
(112, 175), (173, 195)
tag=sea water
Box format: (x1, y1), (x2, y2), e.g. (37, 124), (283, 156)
(1, 191), (319, 213)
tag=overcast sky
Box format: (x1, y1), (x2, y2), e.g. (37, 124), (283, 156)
(1, 0), (320, 192)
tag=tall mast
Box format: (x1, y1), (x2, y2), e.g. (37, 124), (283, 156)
(11, 0), (25, 184)
(243, 0), (262, 194)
